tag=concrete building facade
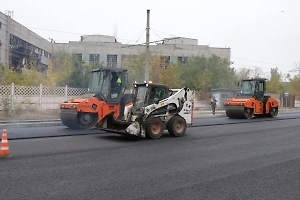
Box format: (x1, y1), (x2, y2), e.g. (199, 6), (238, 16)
(0, 11), (52, 70)
(0, 11), (231, 70)
(53, 35), (231, 68)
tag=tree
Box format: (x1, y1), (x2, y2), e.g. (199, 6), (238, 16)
(0, 67), (21, 85)
(122, 54), (146, 88)
(180, 55), (208, 90)
(52, 51), (73, 86)
(207, 55), (236, 89)
(267, 67), (283, 94)
(160, 63), (184, 88)
(52, 51), (94, 88)
(251, 66), (264, 78)
(236, 67), (252, 80)
(290, 62), (300, 76)
(181, 55), (236, 91)
(288, 76), (300, 96)
(44, 61), (56, 87)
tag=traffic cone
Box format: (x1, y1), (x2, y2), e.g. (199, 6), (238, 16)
(0, 129), (13, 158)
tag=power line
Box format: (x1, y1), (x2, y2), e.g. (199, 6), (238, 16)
(121, 37), (182, 48)
(232, 56), (293, 68)
(150, 28), (178, 38)
(123, 29), (146, 45)
(232, 63), (294, 74)
(150, 29), (164, 41)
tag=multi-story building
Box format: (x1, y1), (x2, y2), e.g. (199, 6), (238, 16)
(53, 35), (231, 68)
(0, 11), (230, 70)
(0, 11), (52, 71)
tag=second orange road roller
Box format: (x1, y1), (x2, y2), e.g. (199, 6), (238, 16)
(223, 78), (279, 119)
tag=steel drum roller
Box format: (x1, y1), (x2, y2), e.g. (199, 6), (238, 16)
(225, 106), (254, 119)
(60, 109), (80, 129)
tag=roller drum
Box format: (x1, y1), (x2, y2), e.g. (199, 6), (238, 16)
(60, 109), (80, 129)
(225, 106), (253, 119)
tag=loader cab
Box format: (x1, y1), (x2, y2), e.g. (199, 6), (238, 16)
(241, 78), (266, 100)
(88, 68), (128, 103)
(132, 83), (169, 114)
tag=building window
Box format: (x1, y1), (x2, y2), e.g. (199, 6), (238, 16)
(178, 56), (188, 64)
(73, 54), (82, 62)
(160, 56), (170, 69)
(0, 22), (1, 28)
(107, 54), (117, 68)
(89, 54), (100, 64)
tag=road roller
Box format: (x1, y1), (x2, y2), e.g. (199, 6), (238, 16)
(223, 78), (279, 119)
(60, 68), (133, 129)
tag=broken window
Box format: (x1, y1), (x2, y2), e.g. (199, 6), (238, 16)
(160, 56), (170, 69)
(72, 54), (82, 62)
(89, 54), (100, 64)
(107, 54), (117, 68)
(178, 56), (188, 64)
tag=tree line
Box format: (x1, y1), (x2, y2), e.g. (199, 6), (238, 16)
(1, 51), (299, 98)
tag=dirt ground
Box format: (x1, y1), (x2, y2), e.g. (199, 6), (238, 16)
(0, 109), (60, 121)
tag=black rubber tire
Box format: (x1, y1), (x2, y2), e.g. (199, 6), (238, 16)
(167, 116), (187, 137)
(244, 107), (254, 119)
(77, 112), (98, 129)
(269, 107), (278, 118)
(145, 116), (164, 139)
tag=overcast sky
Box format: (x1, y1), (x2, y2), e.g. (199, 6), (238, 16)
(2, 0), (300, 77)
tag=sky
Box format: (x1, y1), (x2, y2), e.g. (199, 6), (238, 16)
(2, 0), (300, 78)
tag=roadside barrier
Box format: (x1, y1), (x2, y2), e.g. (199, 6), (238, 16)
(0, 129), (12, 158)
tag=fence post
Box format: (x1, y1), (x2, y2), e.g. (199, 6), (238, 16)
(11, 82), (15, 111)
(39, 83), (43, 111)
(65, 85), (68, 101)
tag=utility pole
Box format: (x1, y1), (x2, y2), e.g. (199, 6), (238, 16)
(145, 9), (150, 82)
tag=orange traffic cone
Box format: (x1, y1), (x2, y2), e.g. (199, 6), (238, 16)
(0, 129), (13, 158)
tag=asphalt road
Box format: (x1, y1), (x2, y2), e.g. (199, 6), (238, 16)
(0, 112), (299, 200)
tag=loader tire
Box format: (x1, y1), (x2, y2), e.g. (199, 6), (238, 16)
(167, 116), (186, 137)
(145, 116), (164, 139)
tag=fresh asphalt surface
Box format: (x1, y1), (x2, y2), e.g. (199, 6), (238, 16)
(0, 110), (299, 139)
(0, 111), (299, 199)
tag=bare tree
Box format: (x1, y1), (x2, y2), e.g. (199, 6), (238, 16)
(289, 62), (300, 76)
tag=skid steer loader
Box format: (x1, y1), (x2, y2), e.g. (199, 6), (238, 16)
(97, 83), (194, 139)
(60, 68), (133, 129)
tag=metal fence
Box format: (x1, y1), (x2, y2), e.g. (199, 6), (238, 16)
(0, 83), (88, 110)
